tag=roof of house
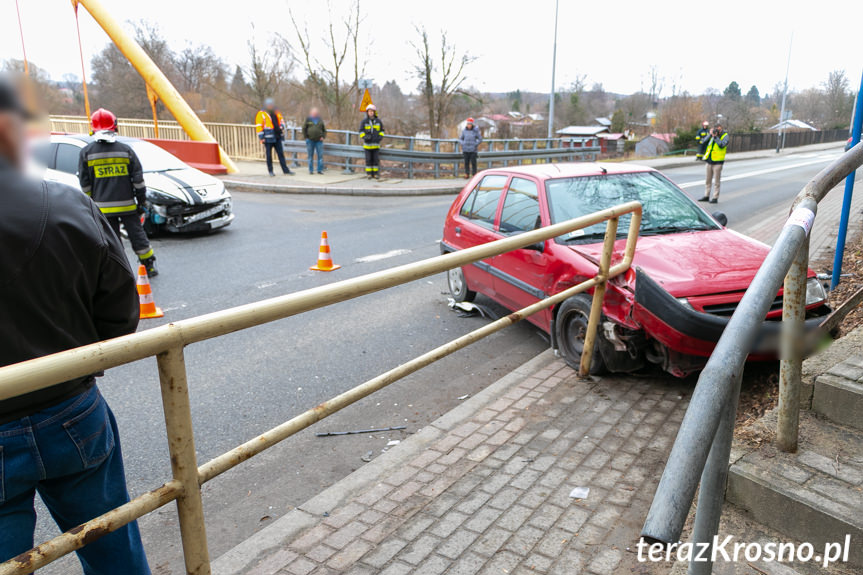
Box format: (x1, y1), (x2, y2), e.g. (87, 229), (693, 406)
(556, 125), (610, 136)
(768, 119), (817, 131)
(595, 117), (612, 127)
(642, 133), (675, 143)
(599, 132), (626, 140)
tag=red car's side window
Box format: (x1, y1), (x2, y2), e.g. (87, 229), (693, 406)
(458, 174), (509, 230)
(499, 178), (541, 234)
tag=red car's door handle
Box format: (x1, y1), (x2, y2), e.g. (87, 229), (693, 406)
(455, 226), (462, 234)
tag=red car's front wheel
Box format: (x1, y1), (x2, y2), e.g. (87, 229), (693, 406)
(555, 295), (606, 375)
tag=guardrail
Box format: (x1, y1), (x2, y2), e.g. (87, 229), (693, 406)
(0, 202), (642, 574)
(47, 115), (601, 178)
(641, 142), (863, 574)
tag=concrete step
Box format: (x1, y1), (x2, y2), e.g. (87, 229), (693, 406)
(813, 355), (863, 430)
(726, 412), (863, 570)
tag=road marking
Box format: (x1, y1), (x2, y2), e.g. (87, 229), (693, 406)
(256, 281), (277, 289)
(676, 156), (840, 189)
(355, 249), (412, 263)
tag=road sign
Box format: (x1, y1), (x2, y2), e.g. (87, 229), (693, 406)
(359, 89), (374, 112)
(358, 78), (373, 90)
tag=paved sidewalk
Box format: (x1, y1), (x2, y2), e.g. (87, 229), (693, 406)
(221, 161), (464, 196)
(212, 352), (691, 575)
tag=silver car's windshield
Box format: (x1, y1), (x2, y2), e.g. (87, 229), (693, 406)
(127, 141), (188, 172)
(545, 172), (719, 242)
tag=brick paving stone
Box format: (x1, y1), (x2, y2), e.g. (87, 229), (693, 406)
(496, 504), (533, 531)
(290, 524), (336, 552)
(361, 515), (402, 544)
(379, 562), (413, 575)
(464, 506), (504, 533)
(437, 527), (480, 559)
(457, 490), (491, 514)
(343, 566), (375, 575)
(306, 543), (338, 563)
(389, 480), (424, 503)
(503, 524), (544, 555)
(398, 533), (441, 565)
(398, 514), (435, 540)
(325, 521), (368, 550)
(548, 549), (585, 575)
(247, 549), (299, 575)
(524, 553), (554, 573)
(413, 554), (450, 575)
(363, 538), (408, 568)
(447, 551), (487, 575)
(510, 468), (542, 490)
(323, 502), (367, 529)
(373, 499), (399, 514)
(327, 540), (373, 570)
(385, 466), (420, 486)
(478, 550), (521, 575)
(425, 462), (448, 475)
(355, 482), (394, 506)
(488, 486), (522, 511)
(527, 503), (565, 530)
(472, 526), (512, 556)
(429, 510), (469, 538)
(586, 547), (622, 574)
(284, 557), (317, 575)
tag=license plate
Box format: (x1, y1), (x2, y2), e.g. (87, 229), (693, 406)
(185, 205), (224, 223)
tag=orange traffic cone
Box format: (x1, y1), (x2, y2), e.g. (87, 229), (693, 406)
(137, 265), (164, 319)
(310, 231), (341, 271)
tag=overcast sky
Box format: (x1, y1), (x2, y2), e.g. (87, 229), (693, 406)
(3, 0), (861, 98)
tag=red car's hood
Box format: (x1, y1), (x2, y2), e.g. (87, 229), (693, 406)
(573, 229), (772, 297)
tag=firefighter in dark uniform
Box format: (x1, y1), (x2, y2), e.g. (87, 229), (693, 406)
(78, 108), (158, 277)
(695, 120), (710, 160)
(359, 104), (385, 178)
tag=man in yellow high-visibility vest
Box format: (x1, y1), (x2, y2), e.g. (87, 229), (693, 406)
(698, 123), (729, 204)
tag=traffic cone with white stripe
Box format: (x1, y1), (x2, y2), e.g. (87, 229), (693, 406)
(309, 231), (341, 271)
(137, 265), (164, 319)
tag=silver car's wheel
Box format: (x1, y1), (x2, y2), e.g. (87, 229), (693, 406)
(447, 267), (476, 303)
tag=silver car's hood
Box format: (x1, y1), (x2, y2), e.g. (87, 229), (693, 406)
(144, 168), (228, 204)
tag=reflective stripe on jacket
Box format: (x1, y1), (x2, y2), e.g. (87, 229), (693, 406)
(359, 115), (385, 149)
(703, 131), (729, 163)
(77, 141), (146, 216)
(256, 110), (286, 143)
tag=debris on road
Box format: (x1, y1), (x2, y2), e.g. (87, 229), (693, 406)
(386, 440), (400, 447)
(446, 298), (494, 318)
(457, 394), (471, 400)
(569, 487), (590, 500)
(315, 425), (407, 437)
(361, 450), (374, 463)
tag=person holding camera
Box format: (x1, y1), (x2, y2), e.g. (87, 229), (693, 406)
(699, 123), (729, 204)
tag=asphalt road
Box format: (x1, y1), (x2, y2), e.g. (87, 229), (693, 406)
(33, 148), (845, 574)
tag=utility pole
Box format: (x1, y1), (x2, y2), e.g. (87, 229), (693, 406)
(546, 0), (559, 139)
(776, 33), (793, 153)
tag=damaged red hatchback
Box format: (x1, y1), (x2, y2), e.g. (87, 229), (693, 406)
(441, 164), (830, 377)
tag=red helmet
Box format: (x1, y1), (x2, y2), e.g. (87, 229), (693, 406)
(467, 117), (475, 123)
(91, 108), (117, 132)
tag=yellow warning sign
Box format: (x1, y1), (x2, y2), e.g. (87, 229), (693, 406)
(359, 89), (373, 112)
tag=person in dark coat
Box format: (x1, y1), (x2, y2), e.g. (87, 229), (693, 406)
(459, 117), (483, 178)
(0, 76), (150, 574)
(302, 107), (327, 174)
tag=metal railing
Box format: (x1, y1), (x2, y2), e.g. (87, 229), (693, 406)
(641, 142), (863, 574)
(47, 115), (601, 178)
(0, 202), (642, 574)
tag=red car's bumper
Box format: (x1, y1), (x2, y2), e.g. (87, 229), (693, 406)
(631, 269), (828, 376)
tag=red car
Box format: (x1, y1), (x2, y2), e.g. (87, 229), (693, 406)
(441, 164), (830, 377)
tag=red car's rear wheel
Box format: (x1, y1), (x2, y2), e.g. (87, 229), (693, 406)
(447, 267), (476, 303)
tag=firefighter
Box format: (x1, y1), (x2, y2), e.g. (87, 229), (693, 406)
(78, 109), (159, 277)
(699, 123), (730, 204)
(359, 104), (385, 179)
(695, 120), (710, 160)
(255, 98), (294, 176)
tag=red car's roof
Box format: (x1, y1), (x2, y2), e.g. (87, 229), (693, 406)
(482, 162), (655, 179)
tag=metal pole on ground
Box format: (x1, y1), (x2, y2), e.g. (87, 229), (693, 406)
(831, 70), (863, 289)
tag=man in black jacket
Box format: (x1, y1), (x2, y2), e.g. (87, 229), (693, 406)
(79, 108), (158, 277)
(0, 78), (150, 574)
(695, 120), (710, 160)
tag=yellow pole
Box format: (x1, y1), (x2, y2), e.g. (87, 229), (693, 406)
(71, 0), (238, 173)
(146, 84), (159, 139)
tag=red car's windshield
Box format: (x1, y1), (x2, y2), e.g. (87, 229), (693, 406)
(546, 172), (719, 242)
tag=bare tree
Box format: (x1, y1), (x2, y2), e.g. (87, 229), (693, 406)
(823, 70), (852, 129)
(647, 65), (664, 105)
(243, 29), (295, 109)
(411, 26), (475, 138)
(288, 0), (366, 128)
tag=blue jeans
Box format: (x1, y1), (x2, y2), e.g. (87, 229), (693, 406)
(306, 139), (324, 173)
(0, 386), (150, 574)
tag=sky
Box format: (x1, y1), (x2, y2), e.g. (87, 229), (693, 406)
(3, 0), (862, 99)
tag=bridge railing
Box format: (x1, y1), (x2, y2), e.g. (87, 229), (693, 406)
(47, 115), (601, 178)
(641, 142), (863, 575)
(0, 202), (642, 575)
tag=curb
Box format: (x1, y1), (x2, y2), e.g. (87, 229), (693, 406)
(222, 179), (463, 197)
(210, 349), (558, 575)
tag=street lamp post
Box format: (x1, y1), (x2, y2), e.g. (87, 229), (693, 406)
(547, 0), (559, 139)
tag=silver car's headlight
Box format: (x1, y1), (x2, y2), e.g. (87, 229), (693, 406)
(805, 278), (827, 306)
